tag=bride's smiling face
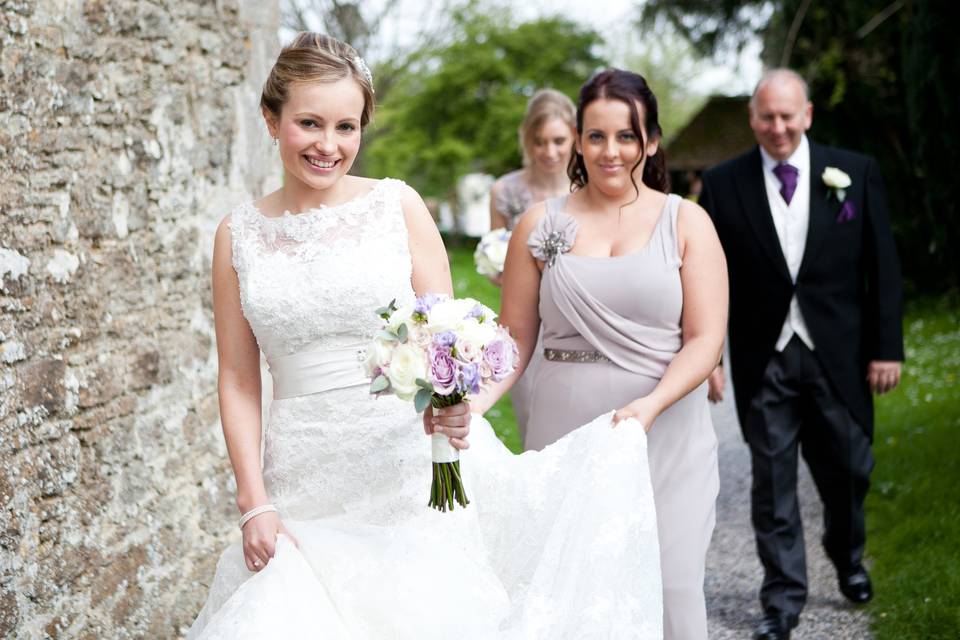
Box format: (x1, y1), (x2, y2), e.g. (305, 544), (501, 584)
(265, 77), (365, 192)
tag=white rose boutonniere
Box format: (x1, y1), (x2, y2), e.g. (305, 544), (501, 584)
(823, 167), (857, 223)
(822, 167), (852, 202)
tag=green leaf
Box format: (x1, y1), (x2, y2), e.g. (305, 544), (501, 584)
(415, 378), (435, 391)
(377, 330), (398, 342)
(370, 375), (389, 393)
(397, 323), (408, 343)
(414, 388), (432, 413)
(375, 298), (398, 320)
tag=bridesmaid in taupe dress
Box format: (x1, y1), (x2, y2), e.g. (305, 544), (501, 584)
(488, 89), (576, 439)
(480, 69), (728, 639)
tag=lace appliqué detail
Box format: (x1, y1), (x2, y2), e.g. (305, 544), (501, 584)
(227, 179), (415, 356)
(527, 205), (578, 267)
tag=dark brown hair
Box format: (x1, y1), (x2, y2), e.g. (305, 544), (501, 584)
(261, 32), (375, 127)
(568, 69), (670, 194)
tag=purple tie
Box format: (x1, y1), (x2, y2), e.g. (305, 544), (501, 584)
(773, 163), (799, 205)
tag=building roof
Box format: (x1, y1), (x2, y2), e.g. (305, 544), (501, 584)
(666, 95), (756, 172)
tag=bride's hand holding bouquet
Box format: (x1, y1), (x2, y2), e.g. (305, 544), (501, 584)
(365, 293), (518, 512)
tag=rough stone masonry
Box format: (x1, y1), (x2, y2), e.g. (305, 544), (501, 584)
(0, 1), (280, 637)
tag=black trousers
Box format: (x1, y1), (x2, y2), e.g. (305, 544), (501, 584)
(743, 336), (874, 624)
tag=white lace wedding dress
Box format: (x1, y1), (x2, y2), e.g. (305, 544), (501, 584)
(187, 179), (662, 639)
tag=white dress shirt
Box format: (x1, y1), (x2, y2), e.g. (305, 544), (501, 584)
(760, 135), (816, 352)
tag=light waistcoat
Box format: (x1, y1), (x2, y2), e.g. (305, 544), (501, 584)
(760, 134), (816, 351)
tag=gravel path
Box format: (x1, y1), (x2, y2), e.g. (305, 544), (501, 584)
(706, 390), (872, 639)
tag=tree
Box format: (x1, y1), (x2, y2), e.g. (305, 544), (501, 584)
(642, 0), (960, 292)
(362, 8), (604, 199)
(608, 17), (711, 143)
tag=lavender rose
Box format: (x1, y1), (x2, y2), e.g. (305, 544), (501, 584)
(428, 344), (458, 395)
(483, 337), (517, 382)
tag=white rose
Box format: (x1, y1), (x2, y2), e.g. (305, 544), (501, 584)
(822, 167), (852, 189)
(410, 325), (432, 349)
(386, 304), (415, 332)
(386, 343), (427, 402)
(424, 298), (476, 333)
(455, 338), (482, 363)
(363, 337), (394, 378)
(458, 317), (497, 345)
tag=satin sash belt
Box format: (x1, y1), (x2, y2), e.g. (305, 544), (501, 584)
(267, 344), (369, 400)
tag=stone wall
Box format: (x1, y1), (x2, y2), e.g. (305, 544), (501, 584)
(0, 2), (280, 637)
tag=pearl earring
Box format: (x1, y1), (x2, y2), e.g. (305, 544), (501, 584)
(273, 137), (278, 146)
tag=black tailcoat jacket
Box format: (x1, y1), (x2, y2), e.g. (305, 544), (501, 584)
(700, 142), (904, 439)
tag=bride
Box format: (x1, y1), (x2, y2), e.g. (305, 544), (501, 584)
(188, 32), (662, 639)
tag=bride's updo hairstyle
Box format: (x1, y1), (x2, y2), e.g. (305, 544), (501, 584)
(261, 32), (375, 127)
(569, 69), (670, 194)
(519, 89), (576, 166)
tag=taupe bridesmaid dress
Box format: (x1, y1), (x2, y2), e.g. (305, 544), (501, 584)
(524, 194), (719, 640)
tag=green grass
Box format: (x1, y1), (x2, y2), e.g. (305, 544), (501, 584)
(868, 296), (960, 639)
(446, 236), (523, 454)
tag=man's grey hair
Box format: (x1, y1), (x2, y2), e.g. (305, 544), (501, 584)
(749, 68), (810, 109)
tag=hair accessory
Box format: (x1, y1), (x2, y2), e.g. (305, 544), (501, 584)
(352, 55), (374, 93)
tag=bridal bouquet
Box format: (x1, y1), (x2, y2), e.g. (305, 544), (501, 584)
(365, 294), (517, 512)
(474, 228), (511, 277)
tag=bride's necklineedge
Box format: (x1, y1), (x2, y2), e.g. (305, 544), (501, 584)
(249, 179), (389, 220)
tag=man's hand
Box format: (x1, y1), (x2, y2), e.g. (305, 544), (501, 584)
(867, 360), (901, 395)
(707, 365), (726, 403)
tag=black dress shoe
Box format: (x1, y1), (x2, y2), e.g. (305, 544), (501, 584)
(839, 566), (873, 603)
(753, 615), (791, 640)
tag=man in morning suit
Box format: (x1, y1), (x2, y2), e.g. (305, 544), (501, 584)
(699, 69), (904, 640)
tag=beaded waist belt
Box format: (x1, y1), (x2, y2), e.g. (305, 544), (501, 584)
(543, 347), (613, 364)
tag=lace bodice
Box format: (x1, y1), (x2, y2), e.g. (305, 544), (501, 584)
(229, 178), (416, 358)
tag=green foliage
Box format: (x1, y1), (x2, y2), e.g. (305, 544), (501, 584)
(447, 237), (522, 453)
(868, 297), (960, 639)
(643, 0), (960, 292)
(640, 0), (768, 59)
(364, 9), (604, 198)
(612, 21), (710, 143)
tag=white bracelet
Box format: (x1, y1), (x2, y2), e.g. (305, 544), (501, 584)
(238, 504), (277, 530)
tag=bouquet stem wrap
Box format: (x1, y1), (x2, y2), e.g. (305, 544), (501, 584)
(429, 394), (469, 512)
